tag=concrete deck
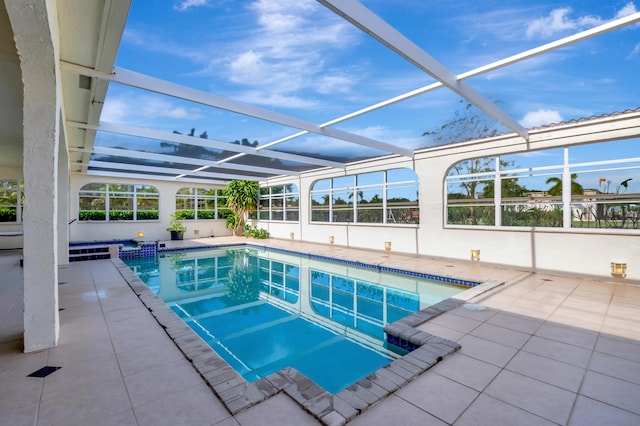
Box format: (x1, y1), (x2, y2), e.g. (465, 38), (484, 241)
(1, 237), (639, 425)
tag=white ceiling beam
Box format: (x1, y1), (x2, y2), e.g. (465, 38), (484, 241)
(79, 170), (237, 185)
(60, 61), (413, 157)
(113, 67), (414, 157)
(318, 0), (528, 140)
(89, 160), (263, 181)
(69, 120), (345, 169)
(87, 146), (300, 177)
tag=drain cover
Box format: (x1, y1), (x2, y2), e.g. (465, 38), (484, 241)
(28, 366), (62, 378)
(463, 303), (486, 311)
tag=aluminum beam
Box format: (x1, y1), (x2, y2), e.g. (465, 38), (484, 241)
(60, 62), (413, 157)
(80, 170), (234, 185)
(89, 160), (264, 181)
(69, 121), (345, 169)
(318, 0), (528, 140)
(212, 11), (640, 158)
(87, 146), (300, 177)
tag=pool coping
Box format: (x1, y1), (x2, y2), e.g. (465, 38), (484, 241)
(112, 248), (504, 425)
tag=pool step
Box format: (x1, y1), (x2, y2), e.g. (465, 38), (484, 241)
(69, 245), (112, 262)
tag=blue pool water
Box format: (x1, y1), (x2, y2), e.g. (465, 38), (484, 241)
(124, 246), (465, 393)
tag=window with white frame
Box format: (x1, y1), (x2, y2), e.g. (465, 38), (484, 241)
(257, 183), (299, 221)
(310, 168), (419, 224)
(79, 183), (159, 221)
(0, 180), (22, 223)
(446, 139), (640, 230)
(175, 187), (230, 220)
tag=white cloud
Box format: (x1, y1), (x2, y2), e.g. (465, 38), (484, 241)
(526, 3), (638, 40)
(456, 8), (537, 42)
(228, 50), (265, 82)
(615, 2), (639, 19)
(174, 0), (208, 12)
(627, 43), (640, 59)
(211, 0), (360, 105)
(101, 93), (204, 127)
(317, 75), (355, 95)
(100, 98), (130, 123)
(519, 109), (563, 128)
(526, 8), (593, 39)
(235, 91), (318, 109)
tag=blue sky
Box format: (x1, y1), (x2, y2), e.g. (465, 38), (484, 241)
(100, 0), (640, 162)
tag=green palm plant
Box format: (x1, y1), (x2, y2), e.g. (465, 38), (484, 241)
(225, 180), (258, 236)
(546, 174), (584, 196)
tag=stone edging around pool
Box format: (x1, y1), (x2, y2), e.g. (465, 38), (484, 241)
(112, 258), (504, 426)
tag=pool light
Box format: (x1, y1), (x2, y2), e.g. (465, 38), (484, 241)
(384, 241), (391, 251)
(137, 231), (144, 238)
(470, 249), (480, 261)
(610, 260), (627, 278)
(329, 235), (334, 244)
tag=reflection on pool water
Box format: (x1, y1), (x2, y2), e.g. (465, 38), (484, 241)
(124, 246), (465, 393)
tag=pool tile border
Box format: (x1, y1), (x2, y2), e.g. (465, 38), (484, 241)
(113, 248), (504, 425)
(157, 243), (480, 288)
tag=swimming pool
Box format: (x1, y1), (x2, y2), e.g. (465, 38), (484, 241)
(124, 246), (466, 393)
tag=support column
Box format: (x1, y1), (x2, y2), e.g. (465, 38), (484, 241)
(58, 120), (70, 265)
(6, 0), (61, 352)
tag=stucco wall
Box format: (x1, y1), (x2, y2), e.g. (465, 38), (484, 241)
(259, 115), (640, 281)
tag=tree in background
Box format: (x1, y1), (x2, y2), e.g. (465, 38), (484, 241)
(422, 100), (504, 147)
(546, 173), (583, 196)
(426, 101), (526, 224)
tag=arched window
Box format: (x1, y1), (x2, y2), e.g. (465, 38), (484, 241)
(445, 139), (640, 230)
(79, 183), (159, 221)
(257, 183), (299, 221)
(310, 168), (419, 224)
(175, 187), (230, 220)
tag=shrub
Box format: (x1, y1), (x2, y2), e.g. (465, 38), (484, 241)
(136, 210), (159, 220)
(109, 210), (134, 221)
(244, 225), (270, 239)
(0, 208), (17, 222)
(175, 210), (195, 220)
(79, 210), (106, 221)
(197, 210), (216, 219)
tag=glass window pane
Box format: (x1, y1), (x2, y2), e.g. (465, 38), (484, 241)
(0, 180), (18, 222)
(569, 139), (638, 164)
(357, 188), (383, 223)
(332, 187), (353, 223)
(311, 179), (330, 192)
(387, 168), (418, 183)
(570, 167), (640, 230)
(333, 176), (354, 190)
(285, 183), (298, 194)
(357, 171), (384, 186)
(448, 157), (497, 177)
(501, 149), (564, 170)
(80, 183), (107, 191)
(446, 177), (493, 225)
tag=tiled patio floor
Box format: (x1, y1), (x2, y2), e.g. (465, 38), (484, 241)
(1, 237), (639, 425)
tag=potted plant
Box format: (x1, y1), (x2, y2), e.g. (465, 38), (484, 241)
(167, 213), (187, 240)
